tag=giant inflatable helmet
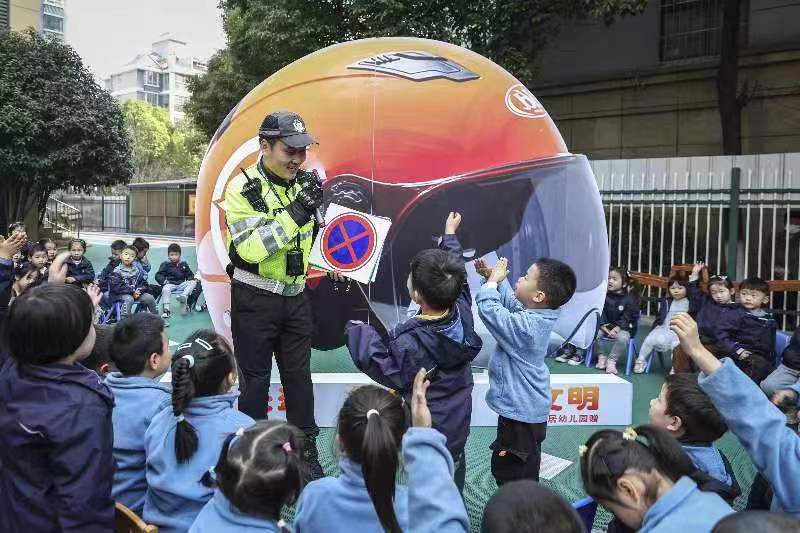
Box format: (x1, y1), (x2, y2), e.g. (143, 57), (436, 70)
(196, 37), (609, 354)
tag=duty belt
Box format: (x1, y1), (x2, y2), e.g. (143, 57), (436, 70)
(232, 268), (305, 296)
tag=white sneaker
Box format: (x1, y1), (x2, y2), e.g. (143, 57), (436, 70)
(567, 353), (585, 366)
(554, 352), (570, 363)
(633, 359), (647, 374)
(161, 308), (171, 319)
(606, 360), (619, 374)
(595, 355), (607, 370)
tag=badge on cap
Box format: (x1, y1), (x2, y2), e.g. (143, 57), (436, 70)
(618, 305), (624, 311)
(293, 119), (305, 133)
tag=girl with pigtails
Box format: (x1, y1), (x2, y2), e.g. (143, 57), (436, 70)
(579, 425), (733, 533)
(143, 330), (255, 533)
(294, 368), (469, 533)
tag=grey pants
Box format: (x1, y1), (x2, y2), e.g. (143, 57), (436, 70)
(595, 330), (631, 363)
(760, 364), (800, 397)
(119, 293), (157, 317)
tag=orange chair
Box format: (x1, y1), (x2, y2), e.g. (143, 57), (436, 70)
(115, 502), (158, 533)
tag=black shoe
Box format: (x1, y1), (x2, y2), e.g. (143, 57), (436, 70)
(302, 434), (325, 482)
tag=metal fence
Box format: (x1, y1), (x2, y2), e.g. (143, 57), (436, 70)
(591, 153), (800, 329)
(52, 194), (128, 233)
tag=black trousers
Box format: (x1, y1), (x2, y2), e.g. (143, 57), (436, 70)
(490, 416), (547, 485)
(230, 281), (318, 435)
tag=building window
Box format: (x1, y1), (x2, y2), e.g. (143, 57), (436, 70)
(0, 0), (9, 32)
(660, 0), (722, 61)
(144, 92), (159, 107)
(144, 70), (159, 87)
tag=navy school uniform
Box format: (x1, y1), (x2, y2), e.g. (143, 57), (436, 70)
(156, 259), (195, 286)
(602, 290), (640, 333)
(687, 280), (738, 345)
(67, 256), (96, 286)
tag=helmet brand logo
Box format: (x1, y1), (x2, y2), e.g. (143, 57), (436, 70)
(505, 84), (547, 118)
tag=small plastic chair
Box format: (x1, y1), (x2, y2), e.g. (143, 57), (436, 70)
(776, 330), (791, 367)
(572, 496), (598, 531)
(585, 321), (639, 376)
(114, 501), (158, 533)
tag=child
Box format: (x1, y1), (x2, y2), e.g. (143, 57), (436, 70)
(143, 329), (255, 533)
(762, 328), (800, 398)
(27, 243), (49, 285)
(346, 212), (481, 490)
(480, 480), (584, 533)
(11, 263), (41, 303)
(713, 511), (800, 532)
(97, 239), (126, 293)
(632, 274), (692, 374)
(648, 374), (739, 501)
(575, 266), (639, 373)
(109, 245), (157, 317)
(189, 420), (304, 532)
(672, 312), (800, 517)
(580, 425), (733, 532)
(475, 256), (576, 484)
(0, 284), (115, 532)
(716, 277), (777, 384)
(133, 237), (162, 300)
(106, 313), (172, 515)
(673, 264), (738, 373)
(156, 243), (197, 318)
(39, 237), (57, 264)
(293, 368), (469, 533)
(65, 238), (96, 287)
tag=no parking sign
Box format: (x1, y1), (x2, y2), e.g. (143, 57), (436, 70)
(309, 203), (391, 284)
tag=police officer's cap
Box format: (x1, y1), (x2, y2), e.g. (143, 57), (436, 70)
(259, 110), (317, 148)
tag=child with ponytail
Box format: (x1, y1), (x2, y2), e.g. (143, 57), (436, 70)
(294, 368), (469, 533)
(143, 329), (255, 533)
(580, 425), (733, 532)
(189, 420), (304, 532)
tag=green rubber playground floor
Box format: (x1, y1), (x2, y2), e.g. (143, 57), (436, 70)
(83, 237), (756, 532)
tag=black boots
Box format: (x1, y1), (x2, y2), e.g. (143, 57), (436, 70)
(302, 433), (325, 482)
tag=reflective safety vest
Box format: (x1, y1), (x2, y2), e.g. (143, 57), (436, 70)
(224, 162), (315, 294)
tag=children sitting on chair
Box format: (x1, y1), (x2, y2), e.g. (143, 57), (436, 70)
(156, 243), (197, 319)
(39, 238), (57, 264)
(672, 263), (738, 373)
(475, 255), (576, 485)
(632, 274), (692, 374)
(65, 238), (95, 288)
(26, 243), (49, 286)
(715, 277), (777, 384)
(97, 239), (126, 293)
(109, 245), (157, 317)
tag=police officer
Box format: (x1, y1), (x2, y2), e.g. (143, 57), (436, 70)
(224, 110), (324, 478)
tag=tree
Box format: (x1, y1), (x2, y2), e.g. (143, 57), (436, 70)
(121, 100), (206, 182)
(717, 0), (749, 155)
(188, 0), (647, 139)
(0, 30), (133, 233)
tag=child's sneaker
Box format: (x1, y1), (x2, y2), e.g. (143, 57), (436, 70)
(161, 308), (171, 319)
(554, 349), (571, 363)
(605, 359), (618, 374)
(194, 302), (207, 312)
(567, 352), (585, 366)
(633, 359), (647, 374)
(595, 355), (607, 370)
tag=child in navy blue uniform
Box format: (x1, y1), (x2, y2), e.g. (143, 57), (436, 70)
(716, 277), (777, 384)
(475, 256), (576, 485)
(632, 274), (693, 374)
(156, 243), (197, 318)
(294, 369), (469, 533)
(648, 374), (739, 502)
(143, 330), (255, 533)
(109, 245), (158, 317)
(0, 284), (115, 533)
(106, 313), (172, 515)
(346, 212), (481, 491)
(672, 263), (738, 373)
(762, 328), (800, 398)
(26, 243), (49, 286)
(65, 238), (96, 287)
(97, 239), (126, 293)
(189, 420), (304, 533)
(573, 266), (639, 372)
(580, 425), (733, 533)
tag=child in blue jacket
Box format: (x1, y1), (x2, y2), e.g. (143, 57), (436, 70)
(109, 245), (158, 316)
(346, 212), (481, 490)
(106, 313), (172, 515)
(475, 256), (576, 485)
(672, 312), (800, 517)
(293, 369), (469, 533)
(143, 330), (255, 533)
(189, 420), (303, 533)
(0, 284), (115, 533)
(580, 425), (733, 532)
(65, 238), (96, 287)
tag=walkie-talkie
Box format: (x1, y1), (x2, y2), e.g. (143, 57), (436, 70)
(239, 167), (269, 214)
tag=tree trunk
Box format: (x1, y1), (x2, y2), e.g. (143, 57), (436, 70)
(717, 0), (743, 155)
(0, 181), (42, 238)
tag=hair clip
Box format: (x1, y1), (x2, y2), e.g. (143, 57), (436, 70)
(366, 409), (380, 419)
(578, 445), (588, 457)
(716, 274), (728, 280)
(622, 427), (638, 441)
(180, 354), (196, 368)
(282, 442), (293, 453)
(194, 338), (213, 351)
